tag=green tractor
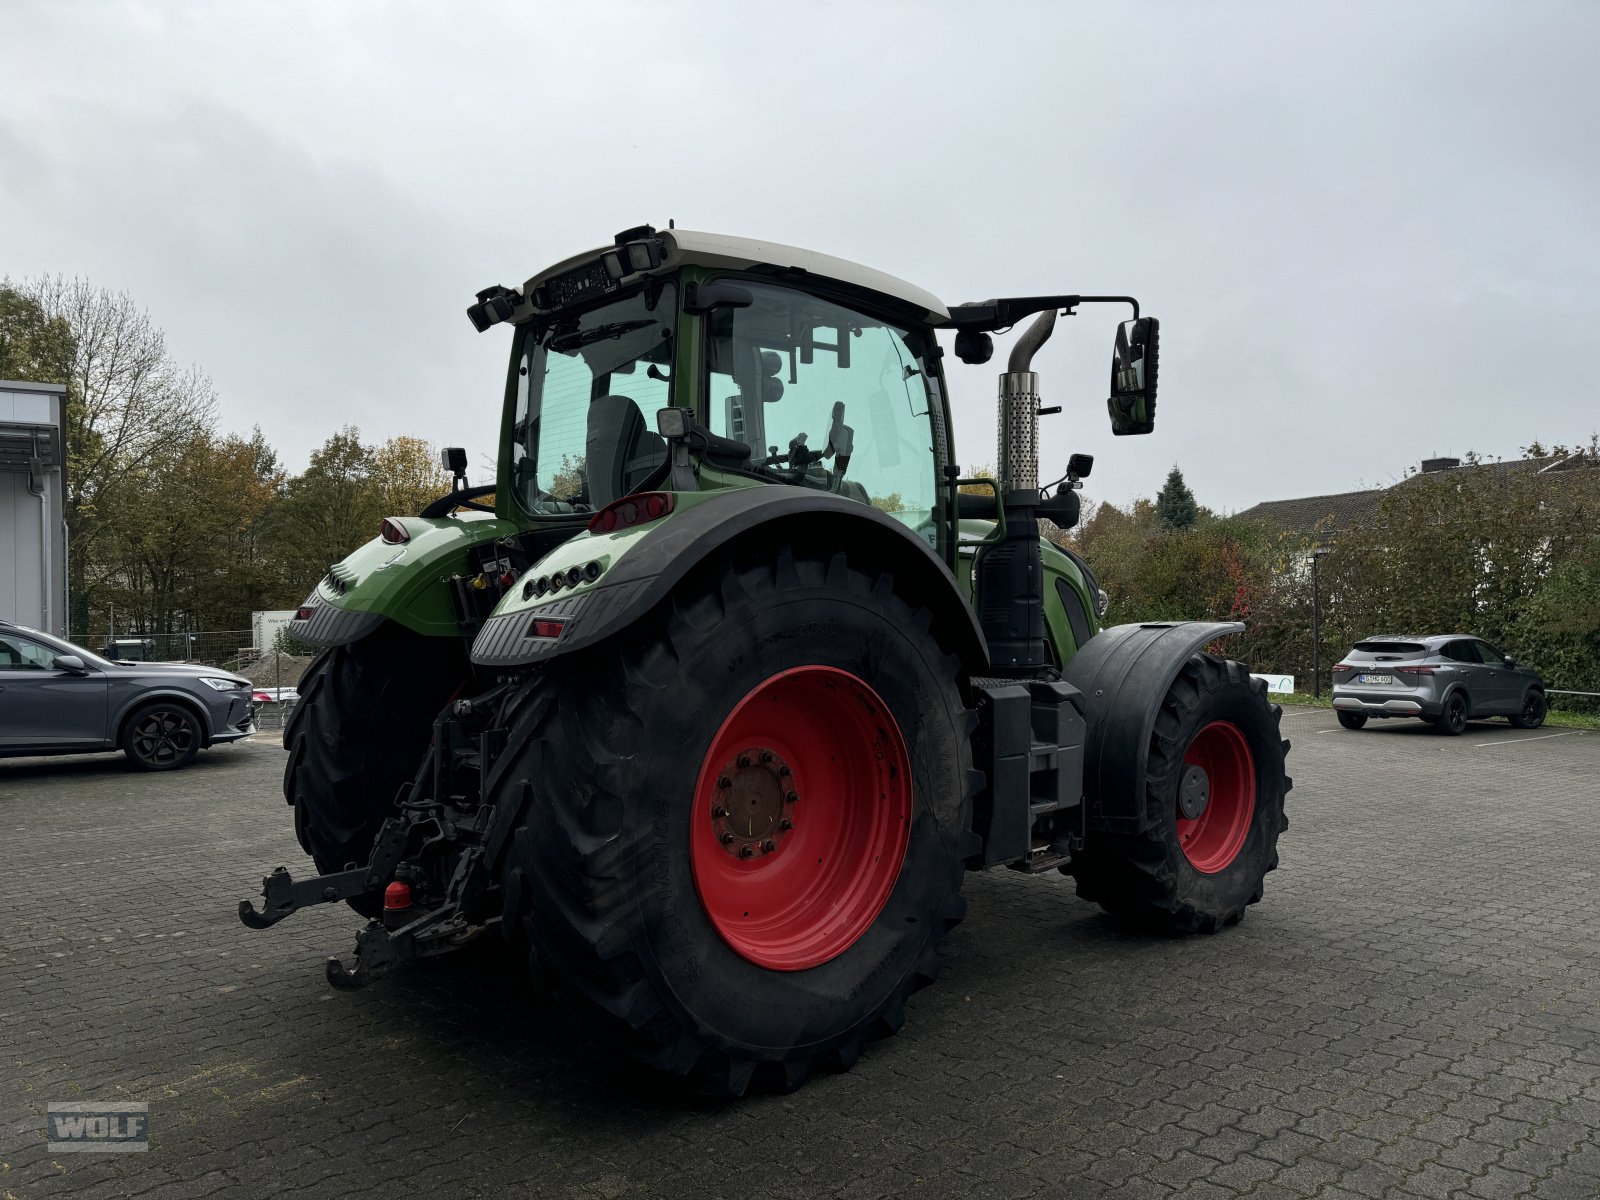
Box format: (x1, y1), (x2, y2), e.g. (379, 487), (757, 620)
(241, 226), (1290, 1094)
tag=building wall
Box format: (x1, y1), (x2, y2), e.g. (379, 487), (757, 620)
(1, 382), (68, 635)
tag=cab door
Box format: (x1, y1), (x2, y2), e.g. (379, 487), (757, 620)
(0, 632), (110, 748)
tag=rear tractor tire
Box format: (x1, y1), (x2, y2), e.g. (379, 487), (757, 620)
(1337, 711), (1367, 731)
(491, 548), (974, 1095)
(1072, 655), (1290, 933)
(283, 622), (469, 915)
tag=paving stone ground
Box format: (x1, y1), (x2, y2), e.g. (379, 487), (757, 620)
(2, 708), (1597, 1199)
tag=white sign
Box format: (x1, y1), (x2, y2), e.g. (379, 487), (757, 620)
(251, 610), (298, 650)
(1251, 673), (1295, 694)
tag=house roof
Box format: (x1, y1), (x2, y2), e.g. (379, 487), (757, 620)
(1233, 488), (1385, 538)
(1236, 453), (1594, 538)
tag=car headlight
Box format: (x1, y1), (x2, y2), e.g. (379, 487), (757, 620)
(199, 677), (246, 692)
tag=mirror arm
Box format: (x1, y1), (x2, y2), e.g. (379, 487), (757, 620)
(945, 294), (1139, 332)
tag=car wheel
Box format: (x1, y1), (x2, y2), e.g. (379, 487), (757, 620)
(1337, 711), (1367, 730)
(1437, 691), (1468, 737)
(1510, 689), (1547, 730)
(123, 701), (203, 770)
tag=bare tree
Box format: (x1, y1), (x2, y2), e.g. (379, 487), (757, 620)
(11, 276), (216, 625)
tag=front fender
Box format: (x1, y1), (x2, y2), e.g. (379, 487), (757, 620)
(472, 487), (988, 671)
(289, 513), (522, 647)
(1063, 620), (1245, 834)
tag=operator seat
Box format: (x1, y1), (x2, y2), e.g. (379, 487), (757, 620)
(586, 395), (669, 509)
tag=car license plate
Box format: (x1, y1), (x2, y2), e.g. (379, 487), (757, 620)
(1357, 673), (1393, 684)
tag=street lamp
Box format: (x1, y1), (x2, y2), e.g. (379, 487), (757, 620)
(1310, 547), (1331, 698)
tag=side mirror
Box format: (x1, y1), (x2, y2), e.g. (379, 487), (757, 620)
(1106, 317), (1160, 436)
(439, 446), (469, 476)
(1503, 656), (1517, 669)
(1066, 452), (1094, 480)
(53, 655), (89, 675)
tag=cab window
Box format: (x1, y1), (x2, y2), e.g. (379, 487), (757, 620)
(704, 282), (939, 546)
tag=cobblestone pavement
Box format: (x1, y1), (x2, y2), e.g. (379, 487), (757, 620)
(3, 709), (1598, 1199)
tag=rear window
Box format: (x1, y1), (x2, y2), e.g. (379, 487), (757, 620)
(1351, 641), (1426, 655)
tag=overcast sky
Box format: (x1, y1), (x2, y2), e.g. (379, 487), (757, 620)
(3, 1), (1596, 512)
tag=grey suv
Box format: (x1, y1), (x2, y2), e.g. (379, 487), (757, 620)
(0, 621), (256, 769)
(1331, 635), (1546, 736)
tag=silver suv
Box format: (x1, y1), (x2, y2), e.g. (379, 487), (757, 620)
(1331, 635), (1546, 736)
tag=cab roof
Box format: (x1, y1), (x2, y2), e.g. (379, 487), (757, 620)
(521, 228), (950, 325)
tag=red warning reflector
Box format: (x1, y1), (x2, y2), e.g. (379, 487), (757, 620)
(528, 618), (566, 640)
(295, 606), (314, 620)
(383, 881), (413, 911)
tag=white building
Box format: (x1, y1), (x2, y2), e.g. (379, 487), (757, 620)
(1, 380), (68, 636)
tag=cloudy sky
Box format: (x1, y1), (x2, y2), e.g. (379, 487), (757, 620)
(2, 1), (1596, 512)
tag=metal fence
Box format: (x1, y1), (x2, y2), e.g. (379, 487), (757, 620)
(70, 629), (313, 696)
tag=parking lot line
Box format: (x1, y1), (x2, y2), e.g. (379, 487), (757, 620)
(1472, 730), (1588, 748)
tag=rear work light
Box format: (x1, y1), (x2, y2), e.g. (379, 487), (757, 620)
(588, 491), (674, 534)
(380, 517), (410, 544)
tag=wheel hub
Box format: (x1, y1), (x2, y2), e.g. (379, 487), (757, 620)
(1178, 764), (1210, 820)
(711, 748), (797, 859)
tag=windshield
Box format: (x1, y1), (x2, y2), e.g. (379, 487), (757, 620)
(509, 284), (676, 515)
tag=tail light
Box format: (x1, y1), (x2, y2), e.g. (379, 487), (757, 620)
(1394, 665), (1439, 676)
(588, 491), (674, 534)
(252, 691), (271, 704)
(380, 517), (410, 544)
(1333, 662), (1354, 673)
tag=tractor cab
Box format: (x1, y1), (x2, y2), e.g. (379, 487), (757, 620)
(483, 227), (955, 555)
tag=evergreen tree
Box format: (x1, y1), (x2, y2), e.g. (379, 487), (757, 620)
(1156, 465), (1198, 531)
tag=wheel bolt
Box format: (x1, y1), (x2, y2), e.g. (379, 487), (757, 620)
(719, 831), (735, 845)
(777, 764), (791, 777)
(739, 844), (755, 858)
(785, 791), (798, 804)
(762, 840), (776, 853)
(778, 818), (793, 831)
(711, 805), (727, 818)
(737, 754), (753, 769)
(760, 750), (774, 764)
(718, 776), (733, 790)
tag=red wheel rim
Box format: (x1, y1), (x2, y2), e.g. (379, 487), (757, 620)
(1176, 720), (1255, 874)
(690, 665), (911, 971)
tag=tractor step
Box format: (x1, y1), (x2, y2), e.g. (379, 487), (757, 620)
(969, 677), (1087, 869)
(1007, 847), (1071, 874)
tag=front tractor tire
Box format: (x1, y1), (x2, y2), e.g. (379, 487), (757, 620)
(1072, 655), (1290, 933)
(284, 623), (468, 915)
(491, 549), (973, 1095)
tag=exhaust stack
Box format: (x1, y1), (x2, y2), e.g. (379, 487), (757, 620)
(974, 309), (1059, 673)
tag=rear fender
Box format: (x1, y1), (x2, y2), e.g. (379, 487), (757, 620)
(472, 487), (988, 671)
(288, 514), (522, 647)
(1062, 620), (1245, 834)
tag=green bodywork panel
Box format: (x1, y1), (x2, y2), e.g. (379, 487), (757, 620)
(957, 520), (1100, 667)
(308, 513), (521, 637)
(483, 489), (735, 621)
